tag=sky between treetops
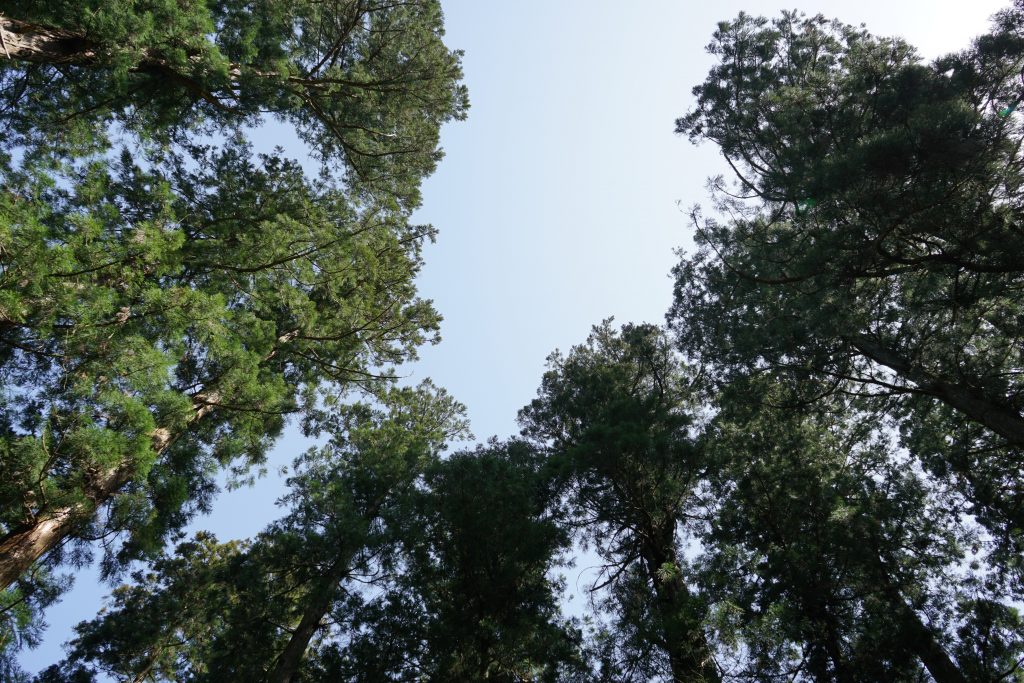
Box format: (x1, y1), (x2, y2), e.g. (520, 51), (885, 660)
(20, 0), (1011, 675)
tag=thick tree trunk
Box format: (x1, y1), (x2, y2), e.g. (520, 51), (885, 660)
(0, 16), (98, 64)
(898, 606), (968, 683)
(0, 14), (231, 109)
(641, 534), (720, 683)
(873, 568), (967, 683)
(849, 337), (1024, 446)
(0, 464), (131, 589)
(0, 394), (216, 590)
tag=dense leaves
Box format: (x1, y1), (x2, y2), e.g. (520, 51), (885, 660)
(40, 383), (468, 682)
(703, 378), (975, 682)
(39, 399), (593, 682)
(0, 0), (468, 204)
(671, 5), (1024, 587)
(520, 322), (720, 683)
(0, 0), (466, 661)
(333, 441), (587, 682)
(8, 2), (1024, 681)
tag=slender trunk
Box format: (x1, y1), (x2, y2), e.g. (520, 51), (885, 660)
(131, 645), (162, 683)
(849, 337), (1024, 446)
(871, 561), (967, 683)
(0, 394), (216, 590)
(641, 534), (720, 683)
(816, 606), (853, 683)
(787, 572), (851, 683)
(267, 574), (345, 683)
(267, 494), (387, 683)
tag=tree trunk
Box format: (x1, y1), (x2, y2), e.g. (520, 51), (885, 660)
(849, 337), (1024, 446)
(0, 464), (132, 589)
(0, 394), (217, 590)
(873, 567), (967, 683)
(0, 16), (98, 64)
(266, 493), (389, 682)
(266, 576), (344, 683)
(866, 541), (967, 683)
(897, 605), (968, 683)
(641, 534), (720, 683)
(806, 599), (853, 683)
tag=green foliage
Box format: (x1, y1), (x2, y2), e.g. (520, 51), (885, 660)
(0, 0), (466, 663)
(954, 599), (1024, 681)
(334, 441), (587, 682)
(0, 135), (445, 567)
(45, 396), (594, 681)
(1, 0), (468, 205)
(520, 321), (720, 683)
(702, 377), (973, 681)
(14, 2), (1024, 681)
(1, 570), (67, 674)
(42, 533), (250, 681)
(671, 5), (1024, 585)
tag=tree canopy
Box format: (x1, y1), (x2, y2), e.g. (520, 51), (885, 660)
(670, 5), (1024, 564)
(6, 1), (1024, 681)
(1, 0), (468, 205)
(0, 0), (467, 663)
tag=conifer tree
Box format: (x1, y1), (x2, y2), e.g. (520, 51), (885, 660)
(40, 383), (468, 682)
(520, 322), (720, 683)
(333, 441), (588, 682)
(0, 0), (466, 651)
(671, 4), (1024, 575)
(703, 377), (985, 683)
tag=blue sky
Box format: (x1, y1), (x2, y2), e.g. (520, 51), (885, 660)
(19, 0), (1010, 674)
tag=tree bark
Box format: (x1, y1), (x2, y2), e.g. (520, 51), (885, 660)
(801, 595), (853, 683)
(896, 604), (968, 683)
(266, 572), (346, 683)
(849, 336), (1024, 446)
(871, 562), (967, 683)
(640, 532), (720, 683)
(0, 394), (217, 590)
(0, 16), (99, 64)
(0, 464), (131, 590)
(864, 535), (967, 683)
(266, 493), (388, 683)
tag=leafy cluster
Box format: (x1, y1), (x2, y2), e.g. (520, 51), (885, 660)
(5, 2), (1024, 682)
(0, 0), (466, 664)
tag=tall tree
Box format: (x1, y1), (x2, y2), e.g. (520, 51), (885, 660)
(0, 139), (441, 591)
(40, 382), (468, 682)
(0, 0), (468, 205)
(703, 377), (978, 683)
(670, 5), (1024, 568)
(0, 0), (466, 615)
(519, 322), (720, 683)
(260, 382), (467, 683)
(332, 441), (588, 682)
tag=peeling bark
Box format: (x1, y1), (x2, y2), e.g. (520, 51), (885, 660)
(0, 16), (99, 64)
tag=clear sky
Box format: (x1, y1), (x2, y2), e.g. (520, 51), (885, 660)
(19, 0), (1011, 675)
